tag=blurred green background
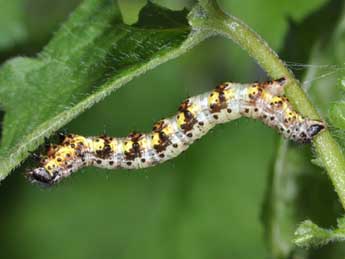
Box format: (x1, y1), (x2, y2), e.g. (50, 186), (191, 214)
(0, 0), (345, 258)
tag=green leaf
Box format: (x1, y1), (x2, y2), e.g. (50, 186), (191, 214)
(295, 218), (345, 248)
(330, 102), (345, 129)
(263, 139), (344, 258)
(0, 0), (209, 181)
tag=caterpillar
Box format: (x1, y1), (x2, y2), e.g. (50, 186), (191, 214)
(26, 77), (325, 186)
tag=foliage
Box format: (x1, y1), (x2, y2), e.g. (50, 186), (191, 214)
(0, 0), (200, 180)
(295, 218), (345, 248)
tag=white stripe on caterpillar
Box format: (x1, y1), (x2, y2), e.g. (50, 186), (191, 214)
(26, 77), (325, 186)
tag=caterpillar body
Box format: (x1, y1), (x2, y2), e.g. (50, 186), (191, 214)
(26, 78), (325, 186)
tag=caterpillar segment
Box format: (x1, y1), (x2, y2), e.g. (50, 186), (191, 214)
(26, 77), (325, 186)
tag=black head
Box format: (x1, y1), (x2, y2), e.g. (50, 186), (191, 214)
(307, 121), (325, 138)
(25, 167), (56, 187)
(291, 120), (325, 144)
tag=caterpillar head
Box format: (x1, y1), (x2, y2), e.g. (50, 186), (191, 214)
(25, 167), (59, 187)
(291, 119), (325, 143)
(307, 121), (325, 138)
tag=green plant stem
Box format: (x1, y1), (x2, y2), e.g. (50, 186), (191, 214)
(189, 1), (345, 209)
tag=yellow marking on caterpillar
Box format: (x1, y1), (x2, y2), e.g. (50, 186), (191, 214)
(162, 124), (174, 136)
(44, 146), (76, 174)
(247, 85), (259, 97)
(208, 91), (220, 107)
(55, 146), (75, 159)
(188, 103), (201, 115)
(89, 138), (105, 151)
(152, 133), (161, 146)
(271, 96), (283, 105)
(152, 122), (174, 146)
(177, 112), (186, 127)
(70, 135), (87, 145)
(109, 139), (117, 151)
(285, 109), (300, 122)
(208, 85), (234, 109)
(124, 140), (134, 153)
(138, 137), (147, 149)
(223, 86), (234, 100)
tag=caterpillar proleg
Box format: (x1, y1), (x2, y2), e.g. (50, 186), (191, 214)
(26, 78), (325, 186)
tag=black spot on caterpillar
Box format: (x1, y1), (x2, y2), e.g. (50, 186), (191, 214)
(26, 78), (325, 186)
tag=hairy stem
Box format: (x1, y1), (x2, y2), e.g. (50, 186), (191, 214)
(189, 0), (345, 209)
